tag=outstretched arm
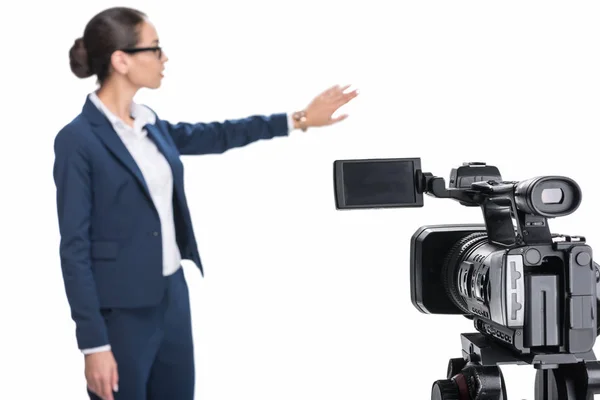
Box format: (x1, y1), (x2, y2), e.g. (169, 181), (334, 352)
(158, 113), (290, 155)
(156, 84), (359, 155)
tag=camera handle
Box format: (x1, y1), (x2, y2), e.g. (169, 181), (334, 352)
(431, 332), (600, 400)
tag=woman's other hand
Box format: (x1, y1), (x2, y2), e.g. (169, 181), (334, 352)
(85, 350), (119, 400)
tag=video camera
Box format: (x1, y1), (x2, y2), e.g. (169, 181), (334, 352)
(333, 158), (600, 400)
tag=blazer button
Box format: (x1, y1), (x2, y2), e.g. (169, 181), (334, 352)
(153, 231), (159, 236)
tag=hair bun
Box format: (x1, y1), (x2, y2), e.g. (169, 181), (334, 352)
(69, 37), (93, 78)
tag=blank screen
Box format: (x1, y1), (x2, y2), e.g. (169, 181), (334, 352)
(342, 160), (417, 206)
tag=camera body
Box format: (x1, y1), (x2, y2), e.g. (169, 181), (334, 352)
(411, 224), (596, 355)
(334, 158), (599, 357)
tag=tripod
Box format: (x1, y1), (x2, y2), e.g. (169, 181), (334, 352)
(431, 332), (600, 399)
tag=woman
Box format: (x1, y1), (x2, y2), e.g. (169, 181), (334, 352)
(55, 6), (357, 400)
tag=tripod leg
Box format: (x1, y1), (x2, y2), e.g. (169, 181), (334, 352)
(535, 361), (600, 400)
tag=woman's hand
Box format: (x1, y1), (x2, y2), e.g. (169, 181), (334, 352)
(295, 84), (359, 130)
(85, 350), (119, 400)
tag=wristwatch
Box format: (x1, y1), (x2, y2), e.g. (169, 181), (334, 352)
(292, 110), (308, 132)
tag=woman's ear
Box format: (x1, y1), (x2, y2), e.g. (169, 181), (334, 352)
(110, 50), (130, 76)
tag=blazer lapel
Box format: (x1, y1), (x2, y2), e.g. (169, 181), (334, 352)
(145, 124), (171, 163)
(145, 123), (182, 193)
(82, 97), (152, 201)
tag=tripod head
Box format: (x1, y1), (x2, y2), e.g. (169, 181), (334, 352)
(431, 332), (600, 400)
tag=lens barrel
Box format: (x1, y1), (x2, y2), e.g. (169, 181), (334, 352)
(442, 232), (491, 314)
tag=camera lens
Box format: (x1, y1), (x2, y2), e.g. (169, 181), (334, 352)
(442, 232), (494, 314)
(514, 176), (581, 217)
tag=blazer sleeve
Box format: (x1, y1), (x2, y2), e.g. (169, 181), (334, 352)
(156, 113), (290, 155)
(53, 128), (109, 350)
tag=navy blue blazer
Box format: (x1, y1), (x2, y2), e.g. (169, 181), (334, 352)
(53, 96), (289, 349)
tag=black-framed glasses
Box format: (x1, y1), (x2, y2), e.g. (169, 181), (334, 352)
(120, 46), (163, 59)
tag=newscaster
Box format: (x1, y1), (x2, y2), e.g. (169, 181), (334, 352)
(54, 6), (358, 400)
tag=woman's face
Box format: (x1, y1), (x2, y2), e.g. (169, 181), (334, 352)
(114, 20), (169, 89)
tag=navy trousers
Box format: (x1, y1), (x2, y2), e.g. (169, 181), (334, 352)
(88, 267), (195, 400)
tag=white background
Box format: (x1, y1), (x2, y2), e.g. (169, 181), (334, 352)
(2, 1), (600, 399)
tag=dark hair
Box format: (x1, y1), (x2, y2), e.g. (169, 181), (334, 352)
(69, 7), (147, 84)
